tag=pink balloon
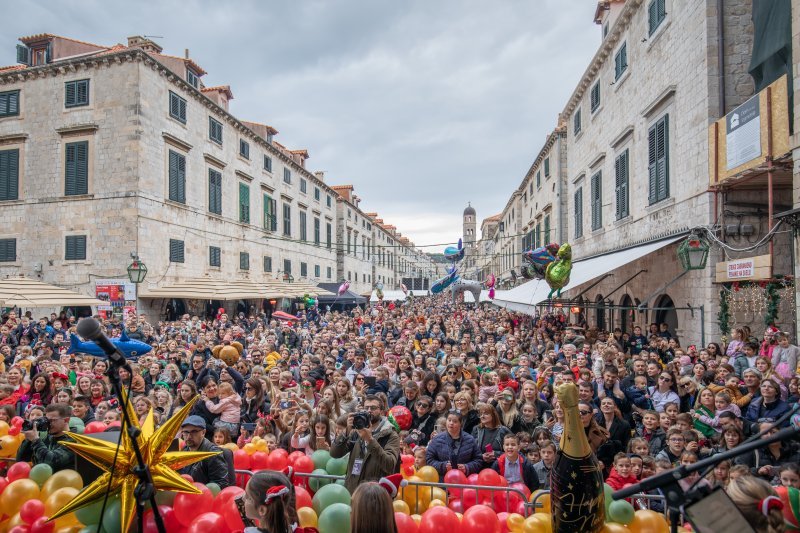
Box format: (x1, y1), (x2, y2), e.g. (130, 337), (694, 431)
(28, 517), (54, 533)
(84, 421), (108, 434)
(7, 461), (31, 482)
(19, 499), (45, 524)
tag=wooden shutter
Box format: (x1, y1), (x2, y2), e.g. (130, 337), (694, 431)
(169, 239), (184, 263)
(574, 188), (583, 239)
(210, 246), (220, 267)
(16, 45), (29, 65)
(0, 91), (20, 116)
(65, 141), (88, 196)
(264, 256), (272, 272)
(615, 150), (629, 219)
(77, 80), (89, 105)
(648, 124), (658, 204)
(239, 183), (250, 223)
(0, 149), (19, 201)
(65, 81), (76, 107)
(208, 169), (222, 214)
(591, 171), (602, 229)
(656, 115), (669, 201)
(648, 0), (658, 34)
(168, 151), (186, 203)
(0, 239), (16, 262)
(240, 252), (249, 270)
(65, 235), (86, 260)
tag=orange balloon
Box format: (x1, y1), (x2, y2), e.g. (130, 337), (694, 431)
(0, 420), (9, 436)
(0, 435), (22, 458)
(602, 523), (631, 533)
(393, 500), (411, 515)
(530, 489), (551, 514)
(297, 506), (318, 528)
(507, 513), (526, 532)
(0, 479), (40, 515)
(44, 487), (80, 517)
(628, 510), (669, 533)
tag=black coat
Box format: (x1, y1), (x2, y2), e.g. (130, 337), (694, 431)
(472, 425), (510, 467)
(596, 415), (631, 455)
(179, 438), (234, 488)
(490, 454), (541, 492)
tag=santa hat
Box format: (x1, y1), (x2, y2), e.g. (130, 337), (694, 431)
(378, 474), (405, 498)
(282, 466), (295, 483)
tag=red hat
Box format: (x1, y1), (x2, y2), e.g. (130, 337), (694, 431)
(282, 466), (295, 483)
(378, 474), (405, 498)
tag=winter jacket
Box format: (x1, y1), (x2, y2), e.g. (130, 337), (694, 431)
(179, 438), (234, 488)
(638, 427), (667, 456)
(490, 453), (540, 492)
(624, 386), (654, 410)
(425, 430), (483, 479)
(16, 433), (76, 472)
(472, 425), (510, 467)
(745, 397), (791, 426)
(695, 403), (741, 435)
(605, 466), (637, 491)
(706, 383), (752, 408)
(461, 409), (481, 436)
(205, 393), (242, 424)
(240, 396), (270, 424)
(739, 443), (800, 482)
(330, 417), (400, 493)
(731, 352), (751, 378)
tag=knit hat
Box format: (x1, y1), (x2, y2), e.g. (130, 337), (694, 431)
(378, 474), (405, 498)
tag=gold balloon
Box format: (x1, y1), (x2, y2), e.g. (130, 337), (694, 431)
(428, 499), (446, 507)
(628, 510), (669, 533)
(507, 513), (526, 533)
(530, 489), (551, 513)
(431, 487), (447, 503)
(416, 466), (439, 483)
(45, 487), (80, 516)
(297, 506), (318, 528)
(523, 513), (553, 533)
(0, 479), (40, 515)
(0, 434), (22, 458)
(393, 499), (411, 514)
(6, 512), (25, 529)
(49, 394), (217, 533)
(411, 514), (422, 525)
(41, 469), (83, 500)
(243, 442), (256, 455)
(602, 524), (631, 533)
(0, 420), (9, 436)
(401, 476), (431, 514)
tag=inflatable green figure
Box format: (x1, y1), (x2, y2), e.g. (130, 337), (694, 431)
(545, 243), (572, 298)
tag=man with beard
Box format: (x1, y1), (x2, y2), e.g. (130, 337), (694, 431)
(330, 394), (400, 492)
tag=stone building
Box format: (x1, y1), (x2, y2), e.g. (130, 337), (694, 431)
(0, 34), (430, 318)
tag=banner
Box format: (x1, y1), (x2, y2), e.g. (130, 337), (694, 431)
(94, 278), (136, 320)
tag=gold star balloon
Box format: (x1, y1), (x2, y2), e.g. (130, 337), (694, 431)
(50, 391), (219, 532)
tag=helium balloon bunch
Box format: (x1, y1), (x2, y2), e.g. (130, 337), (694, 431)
(0, 465), (83, 533)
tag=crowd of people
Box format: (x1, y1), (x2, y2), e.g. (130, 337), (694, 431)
(1, 296), (799, 531)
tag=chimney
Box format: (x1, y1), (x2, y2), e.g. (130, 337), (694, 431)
(127, 36), (163, 54)
(185, 48), (189, 59)
(314, 171), (325, 182)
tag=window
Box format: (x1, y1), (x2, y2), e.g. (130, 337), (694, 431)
(209, 117), (223, 145)
(573, 109), (581, 135)
(263, 256), (272, 272)
(64, 79), (89, 108)
(209, 246), (221, 267)
(347, 232), (351, 254)
(168, 150), (186, 203)
(591, 171), (602, 230)
(299, 211), (307, 241)
(326, 195), (331, 207)
(314, 217), (320, 245)
(326, 266), (332, 279)
(0, 90), (20, 118)
(0, 149), (19, 201)
(239, 139), (250, 159)
(65, 141), (88, 196)
(314, 265), (320, 277)
(208, 168), (222, 215)
(300, 178), (307, 194)
(648, 115), (670, 204)
(536, 170), (541, 189)
(264, 155), (272, 172)
(300, 262), (307, 277)
(326, 223), (332, 248)
(65, 235), (86, 261)
(236, 251), (248, 271)
(282, 204), (291, 236)
(544, 157), (550, 177)
(615, 149), (630, 219)
(0, 238), (15, 262)
(239, 183), (250, 223)
(591, 82), (601, 112)
(169, 239), (185, 263)
(186, 69), (199, 88)
(614, 42), (628, 81)
(574, 188), (583, 239)
(283, 168), (291, 184)
(169, 91), (187, 123)
(314, 187), (320, 201)
(283, 259), (292, 275)
(263, 194), (277, 231)
(648, 0), (667, 35)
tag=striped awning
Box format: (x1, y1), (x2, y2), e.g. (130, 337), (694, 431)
(0, 275), (105, 308)
(138, 276), (332, 299)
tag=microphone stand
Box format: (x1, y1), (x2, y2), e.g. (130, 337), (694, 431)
(105, 355), (167, 533)
(613, 425), (800, 533)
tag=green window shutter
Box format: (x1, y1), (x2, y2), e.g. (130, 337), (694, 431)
(648, 123), (658, 204)
(240, 252), (249, 270)
(209, 118), (223, 144)
(263, 256), (272, 272)
(574, 188), (583, 239)
(615, 150), (629, 219)
(16, 45), (29, 65)
(299, 211), (307, 241)
(239, 183), (250, 223)
(314, 218), (320, 245)
(656, 115), (669, 202)
(65, 235), (86, 260)
(0, 149), (19, 201)
(168, 150), (186, 203)
(591, 171), (602, 230)
(326, 223), (332, 248)
(574, 110), (581, 135)
(208, 169), (222, 215)
(209, 246), (220, 267)
(615, 43), (627, 80)
(0, 238), (16, 262)
(648, 0), (658, 34)
(169, 239), (185, 263)
(169, 92), (187, 123)
(300, 263), (307, 277)
(0, 90), (20, 117)
(65, 141), (88, 196)
(591, 83), (600, 112)
(544, 158), (550, 176)
(65, 81), (76, 107)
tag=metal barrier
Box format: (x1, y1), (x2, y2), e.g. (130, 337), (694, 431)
(528, 490), (668, 518)
(235, 469), (254, 489)
(403, 479), (532, 516)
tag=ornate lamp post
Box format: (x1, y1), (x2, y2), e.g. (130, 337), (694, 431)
(127, 254), (148, 284)
(677, 232), (710, 271)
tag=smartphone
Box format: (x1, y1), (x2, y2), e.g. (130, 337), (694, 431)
(485, 444), (493, 453)
(364, 376), (377, 387)
(241, 423), (257, 432)
(317, 436), (326, 446)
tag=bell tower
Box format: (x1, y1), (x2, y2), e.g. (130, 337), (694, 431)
(463, 203), (476, 249)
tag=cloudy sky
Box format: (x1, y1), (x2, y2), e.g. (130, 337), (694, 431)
(5, 1), (599, 248)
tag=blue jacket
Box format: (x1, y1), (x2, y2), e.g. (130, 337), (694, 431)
(426, 430), (483, 479)
(745, 397), (791, 426)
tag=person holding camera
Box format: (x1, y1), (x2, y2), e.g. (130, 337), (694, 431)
(16, 403), (76, 472)
(330, 395), (400, 492)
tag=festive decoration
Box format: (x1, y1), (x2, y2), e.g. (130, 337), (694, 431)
(50, 392), (219, 532)
(389, 405), (413, 431)
(486, 273), (496, 300)
(717, 288), (730, 335)
(522, 243), (560, 280)
(212, 338), (244, 366)
(545, 243), (573, 299)
(337, 281), (350, 296)
(765, 281), (780, 327)
(451, 278), (482, 304)
(444, 239), (465, 263)
(68, 330), (152, 360)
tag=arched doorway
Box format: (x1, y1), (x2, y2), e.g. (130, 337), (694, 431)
(654, 294), (679, 339)
(595, 294), (606, 331)
(164, 298), (186, 321)
(619, 294), (634, 334)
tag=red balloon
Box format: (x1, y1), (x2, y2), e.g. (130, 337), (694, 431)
(288, 451), (306, 466)
(221, 497), (244, 531)
(389, 405), (413, 430)
(186, 512), (226, 533)
(7, 461), (31, 482)
(84, 421), (107, 434)
(395, 511), (419, 533)
(461, 505), (500, 533)
(212, 486), (244, 515)
(418, 506), (460, 533)
(265, 450), (289, 471)
(477, 469), (501, 486)
(173, 483), (214, 527)
(9, 526), (30, 533)
(250, 451), (269, 471)
(444, 469), (468, 497)
(401, 454), (415, 466)
(107, 421), (122, 429)
(11, 416), (24, 427)
(232, 449), (252, 470)
(467, 473), (480, 485)
(448, 499), (464, 514)
(293, 455), (314, 474)
(28, 517), (54, 533)
(460, 488), (479, 510)
(497, 512), (510, 533)
(295, 486), (313, 509)
(8, 425), (20, 436)
(403, 464), (415, 477)
(20, 499), (45, 524)
(143, 505), (181, 532)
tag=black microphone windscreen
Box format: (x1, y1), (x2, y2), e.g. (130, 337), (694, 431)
(76, 317), (103, 340)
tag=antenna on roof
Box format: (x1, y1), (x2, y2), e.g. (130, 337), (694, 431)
(143, 35), (164, 40)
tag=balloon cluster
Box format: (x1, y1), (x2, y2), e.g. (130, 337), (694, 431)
(598, 483), (672, 533)
(303, 294), (316, 307)
(0, 419), (24, 460)
(0, 465), (85, 533)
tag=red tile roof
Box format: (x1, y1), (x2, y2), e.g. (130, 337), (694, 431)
(201, 85), (234, 99)
(19, 33), (108, 49)
(331, 185), (353, 190)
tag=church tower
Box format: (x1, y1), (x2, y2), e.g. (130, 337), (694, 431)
(463, 203), (476, 249)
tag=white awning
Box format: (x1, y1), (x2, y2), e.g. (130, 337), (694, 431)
(0, 275), (105, 308)
(492, 236), (683, 314)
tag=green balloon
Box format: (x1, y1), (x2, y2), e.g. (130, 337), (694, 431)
(155, 490), (177, 506)
(101, 497), (123, 533)
(317, 503), (351, 533)
(312, 450), (331, 470)
(309, 468), (332, 492)
(325, 454), (349, 476)
(206, 482), (221, 496)
(29, 463), (53, 487)
(603, 483), (614, 512)
(608, 499), (635, 525)
(335, 479), (345, 487)
(79, 527), (98, 533)
(312, 483), (351, 515)
(76, 497), (106, 526)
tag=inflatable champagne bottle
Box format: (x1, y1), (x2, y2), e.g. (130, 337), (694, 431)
(551, 382), (605, 532)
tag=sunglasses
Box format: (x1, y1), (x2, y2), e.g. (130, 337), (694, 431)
(579, 410), (592, 416)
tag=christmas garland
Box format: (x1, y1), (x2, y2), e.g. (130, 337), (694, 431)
(717, 287), (730, 335)
(764, 281), (780, 327)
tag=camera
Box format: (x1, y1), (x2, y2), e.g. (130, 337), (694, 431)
(352, 412), (371, 430)
(22, 417), (50, 432)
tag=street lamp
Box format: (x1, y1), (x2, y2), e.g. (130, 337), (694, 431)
(677, 231), (710, 271)
(127, 255), (148, 284)
(283, 273), (294, 283)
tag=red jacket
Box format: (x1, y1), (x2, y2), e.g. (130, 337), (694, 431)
(498, 379), (519, 393)
(605, 466), (637, 491)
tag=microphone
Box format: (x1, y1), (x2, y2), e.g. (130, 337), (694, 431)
(76, 317), (132, 373)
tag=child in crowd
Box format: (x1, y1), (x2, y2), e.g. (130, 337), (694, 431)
(414, 446), (427, 470)
(103, 409), (120, 425)
(728, 464), (751, 482)
(627, 437), (651, 457)
(289, 411), (313, 454)
(533, 440), (556, 490)
(478, 372), (498, 403)
(629, 454), (643, 479)
(655, 428), (685, 466)
(693, 391), (741, 434)
(605, 453), (638, 491)
(525, 443), (540, 464)
(490, 433), (540, 492)
(637, 411), (666, 455)
(213, 427), (232, 446)
(779, 463), (800, 489)
(625, 375), (654, 411)
(206, 381), (242, 435)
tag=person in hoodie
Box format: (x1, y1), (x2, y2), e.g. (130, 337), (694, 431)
(605, 452), (638, 491)
(490, 433), (540, 492)
(205, 381), (242, 436)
